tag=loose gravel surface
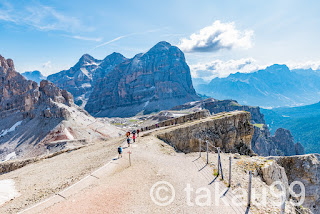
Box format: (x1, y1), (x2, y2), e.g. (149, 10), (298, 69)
(0, 137), (125, 214)
(41, 136), (245, 214)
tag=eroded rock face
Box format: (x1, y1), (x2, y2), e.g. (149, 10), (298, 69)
(157, 111), (254, 155)
(172, 98), (266, 124)
(272, 128), (296, 156)
(172, 98), (305, 157)
(47, 53), (127, 107)
(85, 41), (200, 117)
(276, 154), (320, 214)
(261, 160), (289, 195)
(0, 55), (75, 119)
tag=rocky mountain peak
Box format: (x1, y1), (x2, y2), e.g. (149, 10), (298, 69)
(0, 55), (15, 71)
(76, 54), (99, 67)
(265, 64), (290, 73)
(85, 41), (200, 117)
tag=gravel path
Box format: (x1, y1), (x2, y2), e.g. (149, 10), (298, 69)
(27, 136), (247, 214)
(0, 137), (125, 214)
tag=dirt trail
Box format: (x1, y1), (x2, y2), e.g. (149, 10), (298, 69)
(20, 135), (247, 214)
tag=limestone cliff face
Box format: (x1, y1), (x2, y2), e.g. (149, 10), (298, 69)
(47, 53), (127, 107)
(0, 55), (76, 119)
(172, 98), (305, 157)
(85, 41), (200, 117)
(275, 154), (320, 214)
(0, 55), (121, 160)
(172, 98), (265, 124)
(157, 111), (254, 155)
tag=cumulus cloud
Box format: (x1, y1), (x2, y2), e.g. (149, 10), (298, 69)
(286, 60), (320, 70)
(190, 58), (263, 81)
(179, 21), (254, 52)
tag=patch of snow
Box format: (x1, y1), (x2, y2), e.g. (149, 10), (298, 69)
(81, 83), (92, 88)
(64, 128), (74, 140)
(144, 101), (150, 108)
(84, 61), (100, 66)
(0, 179), (20, 206)
(4, 152), (16, 162)
(80, 68), (92, 79)
(0, 121), (22, 137)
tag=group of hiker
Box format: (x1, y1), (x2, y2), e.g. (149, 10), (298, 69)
(117, 129), (140, 159)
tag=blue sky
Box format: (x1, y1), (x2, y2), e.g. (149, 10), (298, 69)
(1, 0), (320, 79)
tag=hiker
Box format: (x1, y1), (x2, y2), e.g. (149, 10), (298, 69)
(126, 131), (130, 138)
(137, 129), (140, 137)
(133, 134), (136, 143)
(118, 146), (123, 158)
(127, 137), (131, 147)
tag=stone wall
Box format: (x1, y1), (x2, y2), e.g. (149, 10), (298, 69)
(157, 111), (254, 155)
(142, 109), (211, 131)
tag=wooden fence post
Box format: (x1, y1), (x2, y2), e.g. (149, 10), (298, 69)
(199, 139), (201, 157)
(128, 151), (132, 166)
(206, 140), (209, 164)
(229, 156), (232, 187)
(248, 171), (252, 207)
(217, 147), (220, 176)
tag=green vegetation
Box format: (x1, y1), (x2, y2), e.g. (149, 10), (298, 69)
(129, 119), (138, 123)
(253, 123), (264, 129)
(261, 102), (320, 154)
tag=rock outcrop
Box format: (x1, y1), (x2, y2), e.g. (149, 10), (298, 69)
(85, 41), (200, 117)
(172, 98), (305, 157)
(0, 55), (122, 160)
(275, 154), (320, 214)
(47, 53), (127, 107)
(157, 111), (254, 155)
(21, 70), (46, 84)
(172, 98), (265, 124)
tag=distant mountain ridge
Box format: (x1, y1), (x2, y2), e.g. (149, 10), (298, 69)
(262, 101), (320, 154)
(195, 64), (320, 108)
(21, 70), (46, 84)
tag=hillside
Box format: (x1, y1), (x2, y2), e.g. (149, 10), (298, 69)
(195, 64), (320, 108)
(261, 101), (320, 154)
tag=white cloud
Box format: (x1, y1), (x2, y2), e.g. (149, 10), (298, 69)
(65, 35), (103, 42)
(190, 58), (263, 81)
(179, 21), (254, 52)
(42, 61), (52, 69)
(0, 2), (89, 33)
(286, 60), (320, 70)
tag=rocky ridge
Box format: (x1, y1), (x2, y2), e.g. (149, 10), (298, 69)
(47, 53), (127, 107)
(0, 55), (122, 160)
(172, 98), (305, 157)
(85, 41), (200, 117)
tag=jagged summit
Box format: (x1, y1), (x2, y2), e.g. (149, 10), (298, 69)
(0, 55), (122, 160)
(85, 41), (200, 117)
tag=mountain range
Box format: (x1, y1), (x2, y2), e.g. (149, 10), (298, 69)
(195, 64), (320, 108)
(0, 55), (122, 160)
(262, 102), (320, 154)
(46, 41), (200, 117)
(21, 70), (46, 84)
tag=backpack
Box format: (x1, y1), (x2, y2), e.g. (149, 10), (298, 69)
(118, 147), (122, 153)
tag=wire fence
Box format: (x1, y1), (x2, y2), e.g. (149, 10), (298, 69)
(197, 138), (312, 214)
